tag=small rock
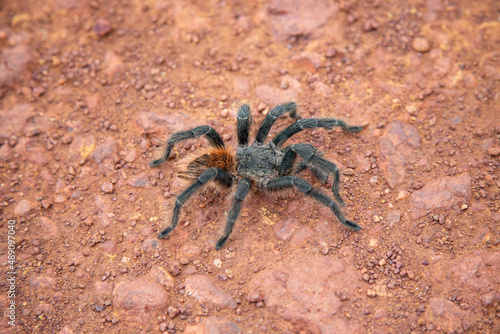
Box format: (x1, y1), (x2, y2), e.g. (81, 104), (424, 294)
(377, 121), (421, 189)
(169, 261), (182, 276)
(486, 147), (500, 156)
(246, 290), (263, 303)
(181, 244), (202, 258)
(113, 278), (169, 324)
(168, 306), (180, 319)
(41, 199), (52, 209)
(14, 199), (33, 216)
(410, 173), (471, 219)
(185, 275), (237, 309)
(290, 225), (313, 247)
(266, 0), (339, 42)
(124, 149), (136, 163)
(364, 19), (380, 31)
(29, 276), (55, 296)
(101, 182), (113, 193)
(33, 86), (45, 97)
(213, 258), (222, 268)
(143, 238), (158, 253)
(247, 256), (358, 327)
(412, 37), (430, 52)
(0, 45), (35, 88)
(149, 266), (175, 290)
(91, 138), (119, 164)
(367, 289), (377, 298)
(38, 217), (58, 239)
(325, 47), (336, 58)
(480, 291), (495, 306)
(129, 174), (151, 188)
(54, 195), (66, 203)
(291, 51), (323, 73)
(387, 210), (401, 226)
(102, 51), (125, 79)
(273, 218), (297, 241)
(427, 297), (469, 333)
(93, 18), (113, 37)
(342, 168), (355, 176)
(412, 181), (423, 190)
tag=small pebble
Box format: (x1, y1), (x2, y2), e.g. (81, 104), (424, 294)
(101, 182), (114, 194)
(412, 37), (430, 52)
(93, 18), (113, 37)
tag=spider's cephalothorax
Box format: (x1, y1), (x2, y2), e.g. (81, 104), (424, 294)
(150, 102), (363, 250)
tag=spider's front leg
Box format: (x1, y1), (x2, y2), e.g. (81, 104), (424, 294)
(158, 167), (234, 239)
(150, 125), (225, 167)
(255, 102), (300, 144)
(237, 104), (252, 147)
(215, 178), (252, 250)
(272, 118), (362, 147)
(264, 176), (361, 231)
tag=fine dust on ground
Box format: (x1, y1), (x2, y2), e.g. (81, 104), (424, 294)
(0, 0), (499, 333)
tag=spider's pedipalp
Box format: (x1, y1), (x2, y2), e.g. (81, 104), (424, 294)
(280, 143), (345, 206)
(255, 102), (300, 144)
(150, 126), (225, 167)
(264, 176), (361, 231)
(237, 104), (252, 147)
(158, 167), (233, 239)
(272, 118), (362, 147)
(215, 178), (252, 250)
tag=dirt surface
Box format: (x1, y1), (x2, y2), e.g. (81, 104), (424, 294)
(0, 0), (499, 333)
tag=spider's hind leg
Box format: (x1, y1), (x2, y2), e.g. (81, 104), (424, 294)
(264, 176), (361, 231)
(280, 144), (346, 206)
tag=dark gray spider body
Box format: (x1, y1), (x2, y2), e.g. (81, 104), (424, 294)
(236, 144), (282, 182)
(150, 101), (362, 250)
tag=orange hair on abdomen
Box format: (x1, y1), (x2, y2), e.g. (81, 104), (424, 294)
(178, 146), (235, 180)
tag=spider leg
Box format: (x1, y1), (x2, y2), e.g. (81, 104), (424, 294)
(237, 104), (252, 147)
(255, 102), (300, 144)
(150, 126), (225, 167)
(272, 118), (362, 147)
(158, 168), (234, 239)
(280, 144), (346, 206)
(215, 178), (252, 250)
(264, 176), (361, 230)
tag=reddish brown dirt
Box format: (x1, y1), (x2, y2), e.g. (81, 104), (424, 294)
(0, 0), (499, 333)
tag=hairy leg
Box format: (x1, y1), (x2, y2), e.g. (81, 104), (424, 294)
(158, 168), (234, 239)
(215, 178), (252, 250)
(237, 104), (252, 147)
(264, 176), (361, 231)
(280, 143), (346, 206)
(150, 126), (225, 167)
(272, 118), (362, 147)
(255, 102), (300, 144)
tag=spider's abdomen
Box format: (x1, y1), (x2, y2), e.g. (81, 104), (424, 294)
(235, 145), (280, 180)
(179, 147), (235, 180)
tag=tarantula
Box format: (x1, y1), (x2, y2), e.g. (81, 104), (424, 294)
(150, 102), (362, 250)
